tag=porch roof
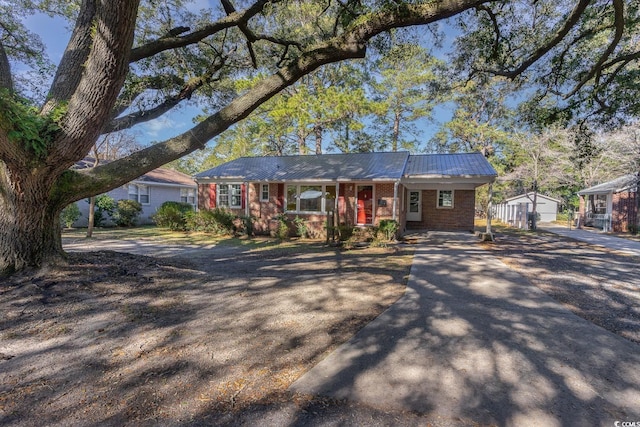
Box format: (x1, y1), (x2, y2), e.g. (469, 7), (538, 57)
(578, 174), (639, 196)
(403, 153), (497, 181)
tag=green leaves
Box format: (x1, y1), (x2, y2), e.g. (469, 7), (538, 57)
(0, 90), (65, 158)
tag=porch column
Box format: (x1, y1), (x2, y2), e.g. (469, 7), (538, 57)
(392, 181), (399, 221)
(245, 181), (250, 217)
(486, 180), (494, 239)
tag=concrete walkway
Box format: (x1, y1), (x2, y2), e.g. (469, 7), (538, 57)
(290, 231), (640, 426)
(539, 223), (640, 257)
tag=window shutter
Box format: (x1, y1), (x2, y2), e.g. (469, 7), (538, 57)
(277, 183), (284, 209)
(241, 184), (246, 209)
(209, 184), (216, 208)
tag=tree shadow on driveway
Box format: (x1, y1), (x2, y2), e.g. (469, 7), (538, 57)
(291, 233), (640, 426)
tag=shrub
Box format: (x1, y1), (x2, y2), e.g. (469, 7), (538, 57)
(184, 208), (236, 235)
(153, 201), (194, 231)
(60, 203), (81, 228)
(240, 215), (255, 237)
(112, 199), (142, 227)
(293, 216), (307, 238)
(274, 214), (290, 240)
(90, 194), (116, 227)
(337, 224), (354, 241)
(377, 219), (399, 241)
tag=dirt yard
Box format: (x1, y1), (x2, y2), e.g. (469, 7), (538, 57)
(0, 236), (414, 426)
(1, 227), (639, 426)
(483, 227), (640, 345)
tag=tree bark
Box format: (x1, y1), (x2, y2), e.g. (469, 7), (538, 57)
(0, 165), (64, 276)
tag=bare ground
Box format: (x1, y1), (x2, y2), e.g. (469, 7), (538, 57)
(482, 227), (640, 345)
(0, 239), (417, 426)
(1, 228), (639, 426)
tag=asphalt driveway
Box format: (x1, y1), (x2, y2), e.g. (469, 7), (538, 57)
(291, 232), (640, 427)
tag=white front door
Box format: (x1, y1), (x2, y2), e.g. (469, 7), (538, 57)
(407, 190), (421, 222)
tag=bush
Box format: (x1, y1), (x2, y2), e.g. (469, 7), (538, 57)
(337, 224), (354, 241)
(60, 203), (81, 228)
(377, 219), (399, 241)
(274, 214), (290, 240)
(153, 201), (194, 230)
(184, 208), (236, 235)
(87, 194), (116, 227)
(293, 216), (307, 238)
(240, 215), (255, 237)
(112, 199), (143, 227)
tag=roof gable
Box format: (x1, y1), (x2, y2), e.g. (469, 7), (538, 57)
(504, 192), (561, 204)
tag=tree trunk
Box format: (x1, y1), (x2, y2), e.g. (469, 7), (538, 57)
(392, 110), (400, 152)
(87, 196), (96, 238)
(0, 167), (65, 276)
(314, 125), (323, 154)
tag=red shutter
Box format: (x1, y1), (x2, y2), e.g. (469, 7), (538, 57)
(209, 184), (216, 209)
(241, 184), (246, 209)
(277, 184), (284, 209)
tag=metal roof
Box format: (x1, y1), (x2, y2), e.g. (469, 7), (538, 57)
(578, 174), (640, 195)
(404, 153), (497, 178)
(195, 151), (498, 183)
(195, 152), (410, 181)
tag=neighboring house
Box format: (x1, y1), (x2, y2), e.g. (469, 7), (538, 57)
(494, 192), (561, 225)
(72, 159), (197, 226)
(578, 174), (639, 232)
(194, 151), (497, 236)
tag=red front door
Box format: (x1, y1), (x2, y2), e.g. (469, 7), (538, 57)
(357, 185), (373, 225)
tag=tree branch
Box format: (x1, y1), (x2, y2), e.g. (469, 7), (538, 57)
(41, 0), (97, 115)
(109, 74), (186, 120)
(50, 0), (140, 169)
(129, 0), (273, 63)
(62, 0), (487, 201)
(0, 41), (13, 91)
(104, 58), (226, 133)
(564, 0), (625, 98)
(482, 0), (592, 79)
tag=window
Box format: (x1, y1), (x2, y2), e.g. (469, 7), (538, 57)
(437, 190), (453, 208)
(128, 184), (150, 205)
(138, 185), (149, 204)
(590, 194), (607, 215)
(261, 184), (269, 202)
(181, 188), (195, 204)
(286, 185), (298, 211)
(299, 185), (322, 212)
(128, 184), (138, 201)
(218, 184), (242, 208)
(230, 184), (242, 207)
(286, 184), (336, 213)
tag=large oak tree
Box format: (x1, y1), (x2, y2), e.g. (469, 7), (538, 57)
(0, 0), (637, 275)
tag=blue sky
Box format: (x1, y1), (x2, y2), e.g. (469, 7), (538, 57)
(23, 2), (452, 151)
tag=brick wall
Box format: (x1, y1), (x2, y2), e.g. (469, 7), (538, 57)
(407, 189), (475, 231)
(612, 191), (638, 232)
(374, 183), (396, 224)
